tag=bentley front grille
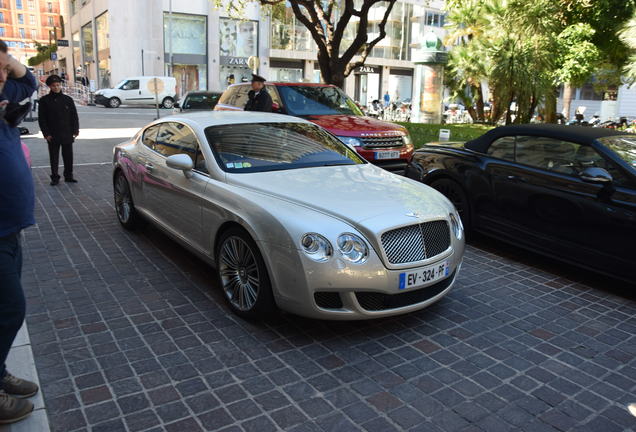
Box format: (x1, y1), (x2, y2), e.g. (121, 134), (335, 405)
(380, 220), (451, 265)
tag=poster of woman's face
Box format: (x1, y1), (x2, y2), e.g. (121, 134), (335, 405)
(220, 18), (257, 58)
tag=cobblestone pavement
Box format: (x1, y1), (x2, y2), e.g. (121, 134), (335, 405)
(22, 165), (636, 432)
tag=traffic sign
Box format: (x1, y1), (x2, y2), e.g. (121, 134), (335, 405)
(56, 39), (69, 47)
(50, 52), (58, 60)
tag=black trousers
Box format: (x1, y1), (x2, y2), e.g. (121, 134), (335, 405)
(0, 232), (26, 380)
(48, 138), (73, 179)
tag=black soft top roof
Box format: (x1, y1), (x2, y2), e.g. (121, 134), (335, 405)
(465, 124), (627, 153)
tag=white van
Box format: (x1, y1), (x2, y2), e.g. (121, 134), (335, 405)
(94, 76), (177, 109)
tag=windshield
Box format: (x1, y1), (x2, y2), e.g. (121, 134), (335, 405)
(598, 136), (636, 169)
(184, 93), (220, 110)
(277, 86), (364, 116)
(205, 122), (365, 173)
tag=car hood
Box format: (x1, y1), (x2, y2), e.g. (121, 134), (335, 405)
(226, 164), (453, 233)
(303, 115), (407, 137)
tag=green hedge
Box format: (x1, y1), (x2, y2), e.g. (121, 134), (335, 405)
(398, 123), (493, 148)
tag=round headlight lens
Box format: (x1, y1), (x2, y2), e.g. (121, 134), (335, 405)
(301, 233), (332, 262)
(449, 212), (464, 240)
(337, 233), (369, 264)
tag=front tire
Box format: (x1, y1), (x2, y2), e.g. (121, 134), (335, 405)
(161, 97), (175, 109)
(216, 228), (276, 319)
(430, 178), (471, 229)
(109, 97), (121, 108)
(114, 172), (138, 230)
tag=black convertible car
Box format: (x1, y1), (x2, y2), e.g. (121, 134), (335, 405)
(406, 124), (636, 282)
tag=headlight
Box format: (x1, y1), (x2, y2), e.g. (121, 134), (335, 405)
(337, 233), (369, 264)
(449, 212), (464, 240)
(403, 134), (414, 150)
(301, 233), (332, 262)
(338, 136), (362, 150)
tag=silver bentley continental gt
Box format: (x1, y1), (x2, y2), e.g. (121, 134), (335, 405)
(112, 112), (465, 320)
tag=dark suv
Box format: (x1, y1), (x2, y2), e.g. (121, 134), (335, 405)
(215, 83), (413, 173)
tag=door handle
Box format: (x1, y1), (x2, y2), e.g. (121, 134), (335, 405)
(144, 163), (154, 172)
(507, 175), (526, 182)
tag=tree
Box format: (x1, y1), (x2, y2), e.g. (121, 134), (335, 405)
(619, 12), (636, 83)
(215, 0), (400, 88)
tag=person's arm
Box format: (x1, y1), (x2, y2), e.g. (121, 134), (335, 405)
(38, 97), (51, 140)
(69, 98), (79, 137)
(2, 58), (37, 103)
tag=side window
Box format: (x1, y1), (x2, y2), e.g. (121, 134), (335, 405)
(231, 85), (251, 109)
(121, 80), (139, 90)
(155, 122), (209, 173)
(515, 136), (579, 175)
(267, 85), (282, 108)
(217, 87), (235, 106)
(141, 125), (160, 150)
(487, 136), (515, 161)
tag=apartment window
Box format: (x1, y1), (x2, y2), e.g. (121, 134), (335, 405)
(47, 2), (52, 12)
(18, 28), (25, 38)
(30, 28), (35, 38)
(0, 12), (4, 23)
(0, 28), (5, 37)
(17, 13), (23, 24)
(29, 14), (34, 25)
(425, 11), (445, 27)
(16, 0), (23, 9)
(47, 16), (53, 26)
(27, 0), (34, 8)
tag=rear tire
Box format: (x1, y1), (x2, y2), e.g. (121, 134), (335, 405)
(109, 97), (121, 108)
(215, 228), (276, 319)
(430, 178), (471, 229)
(114, 172), (138, 230)
(161, 97), (175, 109)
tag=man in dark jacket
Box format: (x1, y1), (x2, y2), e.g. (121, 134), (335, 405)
(38, 74), (80, 185)
(0, 39), (40, 425)
(244, 74), (272, 112)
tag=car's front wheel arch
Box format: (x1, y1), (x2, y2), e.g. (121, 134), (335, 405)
(426, 174), (473, 230)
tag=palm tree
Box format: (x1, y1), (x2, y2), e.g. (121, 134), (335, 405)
(619, 13), (636, 82)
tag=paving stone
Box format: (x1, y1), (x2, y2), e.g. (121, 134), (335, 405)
(21, 165), (636, 432)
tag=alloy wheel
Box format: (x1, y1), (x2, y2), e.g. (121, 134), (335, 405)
(219, 236), (260, 311)
(114, 175), (132, 223)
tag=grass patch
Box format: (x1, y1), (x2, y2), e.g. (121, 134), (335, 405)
(398, 123), (493, 148)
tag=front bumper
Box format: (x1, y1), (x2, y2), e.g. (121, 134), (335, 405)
(355, 146), (412, 175)
(264, 241), (464, 320)
(94, 94), (109, 105)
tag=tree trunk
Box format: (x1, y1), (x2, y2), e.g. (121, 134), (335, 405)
(544, 87), (557, 123)
(475, 84), (485, 122)
(562, 83), (574, 120)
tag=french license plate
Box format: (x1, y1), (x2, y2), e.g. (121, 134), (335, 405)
(399, 261), (449, 290)
(374, 150), (400, 160)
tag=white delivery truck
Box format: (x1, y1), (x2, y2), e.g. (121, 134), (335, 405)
(94, 76), (177, 109)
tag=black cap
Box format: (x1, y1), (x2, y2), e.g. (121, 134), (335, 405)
(251, 74), (266, 83)
(45, 74), (62, 86)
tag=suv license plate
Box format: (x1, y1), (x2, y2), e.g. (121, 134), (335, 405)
(399, 261), (449, 290)
(375, 151), (400, 160)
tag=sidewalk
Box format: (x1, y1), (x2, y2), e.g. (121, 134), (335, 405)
(0, 323), (50, 432)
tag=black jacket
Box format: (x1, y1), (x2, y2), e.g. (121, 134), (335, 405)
(38, 92), (79, 142)
(244, 89), (273, 112)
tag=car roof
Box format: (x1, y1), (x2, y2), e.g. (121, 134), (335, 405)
(162, 111), (313, 128)
(123, 76), (175, 80)
(183, 91), (222, 96)
(465, 124), (628, 153)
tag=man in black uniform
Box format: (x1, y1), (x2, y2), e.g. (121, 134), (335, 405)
(244, 74), (272, 112)
(38, 74), (79, 185)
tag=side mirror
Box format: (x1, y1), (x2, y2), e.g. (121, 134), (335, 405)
(166, 154), (194, 177)
(580, 167), (613, 184)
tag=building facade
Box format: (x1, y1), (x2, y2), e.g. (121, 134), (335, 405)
(0, 0), (63, 65)
(60, 0), (446, 102)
